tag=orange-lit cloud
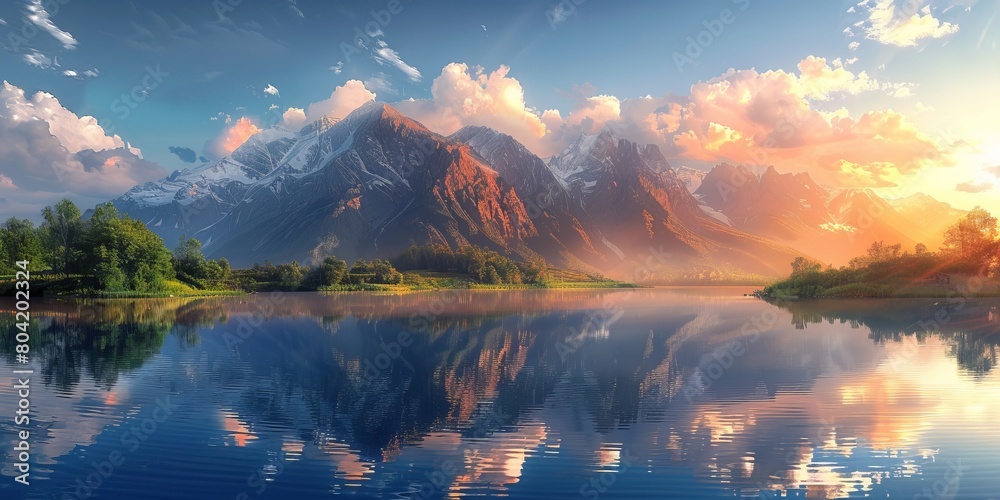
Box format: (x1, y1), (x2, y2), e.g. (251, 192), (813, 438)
(206, 116), (262, 158)
(956, 180), (993, 193)
(385, 58), (950, 187)
(394, 63), (552, 154)
(652, 57), (953, 187)
(102, 156), (124, 168)
(223, 117), (261, 153)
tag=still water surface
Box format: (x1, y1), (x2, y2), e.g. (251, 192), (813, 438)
(1, 288), (999, 499)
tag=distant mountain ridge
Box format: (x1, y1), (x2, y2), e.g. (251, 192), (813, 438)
(107, 102), (961, 279)
(692, 163), (966, 265)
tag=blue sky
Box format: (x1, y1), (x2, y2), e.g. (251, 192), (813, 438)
(1, 0), (998, 219)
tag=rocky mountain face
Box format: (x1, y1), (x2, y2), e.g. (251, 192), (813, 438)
(887, 193), (967, 250)
(542, 130), (804, 278)
(693, 164), (964, 265)
(116, 103), (546, 267)
(448, 126), (608, 271)
(112, 102), (956, 279)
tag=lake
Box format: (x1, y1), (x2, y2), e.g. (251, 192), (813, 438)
(1, 288), (999, 499)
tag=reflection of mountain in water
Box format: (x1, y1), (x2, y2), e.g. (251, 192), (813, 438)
(4, 291), (994, 497)
(766, 297), (1000, 374)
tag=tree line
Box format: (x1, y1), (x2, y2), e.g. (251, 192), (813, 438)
(0, 199), (233, 293)
(1, 199), (550, 294)
(392, 244), (547, 285)
(767, 206), (1000, 297)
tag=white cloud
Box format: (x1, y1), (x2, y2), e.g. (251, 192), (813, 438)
(281, 107), (307, 131)
(548, 3), (573, 26)
(23, 50), (52, 69)
(393, 64), (551, 153)
(331, 61), (344, 74)
(304, 80), (376, 123)
(263, 84), (280, 97)
(364, 74), (396, 95)
(849, 41), (861, 50)
(286, 0), (304, 18)
(25, 0), (78, 49)
(860, 0), (959, 47)
(1, 81), (139, 155)
(371, 39), (422, 82)
(796, 56), (878, 99)
(0, 82), (165, 216)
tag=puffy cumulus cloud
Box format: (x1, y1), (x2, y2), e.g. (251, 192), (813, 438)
(1, 81), (141, 156)
(537, 93), (630, 150)
(651, 57), (952, 187)
(564, 95), (622, 133)
(956, 180), (993, 193)
(796, 56), (878, 99)
(860, 0), (959, 47)
(393, 64), (553, 153)
(263, 84), (280, 97)
(381, 59), (951, 187)
(304, 80), (376, 124)
(206, 116), (261, 158)
(0, 81), (165, 218)
(281, 107), (307, 131)
(0, 120), (165, 218)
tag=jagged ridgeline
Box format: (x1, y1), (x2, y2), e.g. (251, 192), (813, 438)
(107, 101), (953, 280)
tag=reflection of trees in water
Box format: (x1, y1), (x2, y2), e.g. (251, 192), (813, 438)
(767, 298), (1000, 374)
(0, 297), (230, 390)
(1, 294), (703, 464)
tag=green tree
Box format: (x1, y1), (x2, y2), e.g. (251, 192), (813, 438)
(79, 203), (173, 292)
(310, 257), (348, 286)
(277, 261), (304, 289)
(0, 218), (44, 273)
(216, 257), (231, 278)
(41, 199), (82, 276)
(116, 218), (173, 292)
(173, 236), (208, 281)
(371, 259), (402, 284)
(350, 258), (373, 274)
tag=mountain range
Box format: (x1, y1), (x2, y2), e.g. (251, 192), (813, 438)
(107, 102), (966, 280)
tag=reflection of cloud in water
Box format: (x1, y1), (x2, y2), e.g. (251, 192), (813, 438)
(219, 409), (257, 447)
(445, 421), (549, 492)
(315, 436), (375, 481)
